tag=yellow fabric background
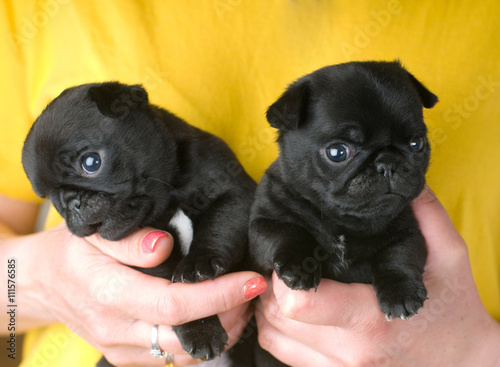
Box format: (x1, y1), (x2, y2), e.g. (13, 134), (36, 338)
(0, 1), (498, 366)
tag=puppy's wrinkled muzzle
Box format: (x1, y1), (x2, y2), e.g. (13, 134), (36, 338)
(53, 189), (112, 237)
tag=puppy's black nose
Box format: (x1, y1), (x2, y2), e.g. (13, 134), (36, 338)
(376, 162), (394, 179)
(69, 197), (82, 213)
(60, 190), (82, 212)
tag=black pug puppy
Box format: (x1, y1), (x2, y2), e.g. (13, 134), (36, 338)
(22, 82), (256, 366)
(249, 60), (438, 329)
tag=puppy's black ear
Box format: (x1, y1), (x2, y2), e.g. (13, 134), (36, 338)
(87, 82), (149, 118)
(266, 78), (311, 131)
(405, 72), (438, 109)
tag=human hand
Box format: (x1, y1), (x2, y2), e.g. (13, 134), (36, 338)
(255, 187), (500, 366)
(14, 223), (266, 366)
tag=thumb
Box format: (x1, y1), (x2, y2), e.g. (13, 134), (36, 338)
(411, 185), (467, 269)
(269, 271), (379, 327)
(85, 228), (174, 268)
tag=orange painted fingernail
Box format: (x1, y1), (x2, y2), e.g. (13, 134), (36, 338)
(141, 231), (168, 253)
(244, 277), (267, 299)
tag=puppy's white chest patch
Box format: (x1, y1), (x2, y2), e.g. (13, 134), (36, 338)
(168, 209), (194, 256)
(336, 234), (347, 268)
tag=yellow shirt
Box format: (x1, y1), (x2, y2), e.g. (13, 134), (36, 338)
(0, 1), (499, 366)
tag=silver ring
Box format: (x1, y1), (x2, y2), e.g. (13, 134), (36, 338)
(165, 352), (174, 367)
(150, 324), (167, 358)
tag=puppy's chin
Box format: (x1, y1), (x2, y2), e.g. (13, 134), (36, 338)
(66, 220), (100, 238)
(65, 211), (114, 240)
(314, 172), (423, 214)
(321, 164), (426, 226)
(322, 194), (406, 233)
(51, 188), (154, 241)
(65, 209), (146, 241)
(321, 180), (421, 231)
(344, 183), (423, 213)
(63, 207), (121, 240)
(338, 193), (407, 217)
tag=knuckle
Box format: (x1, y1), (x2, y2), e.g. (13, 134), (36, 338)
(210, 288), (231, 314)
(92, 324), (117, 348)
(102, 351), (130, 367)
(256, 325), (277, 353)
(155, 289), (187, 325)
(261, 296), (285, 323)
(453, 238), (469, 259)
(278, 291), (310, 319)
(88, 270), (128, 307)
(439, 234), (469, 272)
(254, 308), (281, 353)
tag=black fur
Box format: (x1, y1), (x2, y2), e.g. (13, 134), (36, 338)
(249, 61), (437, 365)
(22, 82), (256, 365)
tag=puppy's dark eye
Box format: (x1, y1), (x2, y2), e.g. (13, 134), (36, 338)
(409, 137), (425, 152)
(326, 144), (351, 162)
(81, 152), (102, 174)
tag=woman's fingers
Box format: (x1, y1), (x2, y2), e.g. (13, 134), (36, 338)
(85, 227), (174, 268)
(123, 302), (253, 350)
(257, 322), (332, 367)
(115, 271), (265, 325)
(269, 272), (381, 328)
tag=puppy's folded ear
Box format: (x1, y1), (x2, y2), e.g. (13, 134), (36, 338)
(87, 82), (149, 118)
(266, 78), (311, 131)
(404, 72), (438, 109)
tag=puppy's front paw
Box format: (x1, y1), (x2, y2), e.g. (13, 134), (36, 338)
(172, 255), (227, 283)
(173, 316), (228, 360)
(274, 253), (321, 291)
(375, 279), (427, 320)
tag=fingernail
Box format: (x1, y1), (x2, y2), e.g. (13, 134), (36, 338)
(244, 277), (267, 299)
(141, 231), (168, 253)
